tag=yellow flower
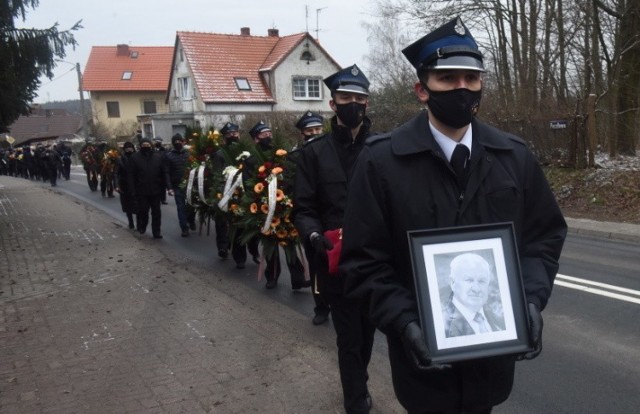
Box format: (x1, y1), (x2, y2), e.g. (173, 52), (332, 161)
(275, 149), (288, 156)
(271, 166), (283, 175)
(250, 203), (258, 213)
(217, 193), (222, 199)
(254, 182), (264, 193)
(276, 189), (285, 201)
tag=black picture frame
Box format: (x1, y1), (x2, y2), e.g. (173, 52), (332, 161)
(407, 222), (532, 363)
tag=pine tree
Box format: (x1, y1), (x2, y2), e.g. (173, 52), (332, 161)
(0, 0), (81, 132)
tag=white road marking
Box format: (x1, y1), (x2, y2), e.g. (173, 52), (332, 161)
(555, 273), (640, 305)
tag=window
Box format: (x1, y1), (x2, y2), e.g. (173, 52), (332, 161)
(106, 101), (120, 118)
(293, 78), (321, 100)
(177, 77), (191, 100)
(300, 50), (315, 62)
(143, 100), (157, 114)
(122, 71), (132, 80)
(130, 51), (138, 58)
(234, 77), (251, 91)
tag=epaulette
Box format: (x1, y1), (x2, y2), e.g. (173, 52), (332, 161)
(365, 133), (391, 146)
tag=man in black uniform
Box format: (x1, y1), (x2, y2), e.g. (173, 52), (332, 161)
(129, 138), (167, 239)
(293, 111), (331, 325)
(165, 133), (196, 237)
(213, 122), (240, 260)
(340, 17), (567, 413)
(292, 65), (376, 413)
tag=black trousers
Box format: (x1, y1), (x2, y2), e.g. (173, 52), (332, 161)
(215, 217), (230, 251)
(231, 229), (259, 265)
(304, 240), (329, 315)
(136, 194), (162, 236)
(326, 294), (376, 414)
(263, 248), (306, 287)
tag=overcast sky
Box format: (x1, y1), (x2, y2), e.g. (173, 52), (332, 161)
(23, 0), (374, 102)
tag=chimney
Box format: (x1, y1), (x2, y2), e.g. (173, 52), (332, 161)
(240, 27), (250, 36)
(268, 28), (279, 37)
(116, 44), (129, 56)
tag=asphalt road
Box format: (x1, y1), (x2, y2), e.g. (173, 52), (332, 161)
(52, 166), (640, 413)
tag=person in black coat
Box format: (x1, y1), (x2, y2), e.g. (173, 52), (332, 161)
(165, 133), (195, 237)
(292, 65), (376, 414)
(340, 17), (567, 414)
(115, 141), (137, 229)
(128, 138), (167, 239)
(292, 111), (331, 325)
(154, 137), (168, 204)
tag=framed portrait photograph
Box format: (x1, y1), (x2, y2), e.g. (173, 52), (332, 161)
(407, 222), (532, 363)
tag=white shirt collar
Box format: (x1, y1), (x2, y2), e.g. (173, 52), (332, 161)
(429, 121), (473, 162)
(452, 296), (490, 334)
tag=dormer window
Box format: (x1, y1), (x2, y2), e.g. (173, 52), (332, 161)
(122, 71), (133, 80)
(234, 77), (251, 91)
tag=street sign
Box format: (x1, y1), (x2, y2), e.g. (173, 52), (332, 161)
(550, 120), (567, 129)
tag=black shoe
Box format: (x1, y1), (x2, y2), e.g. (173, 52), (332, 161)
(161, 201), (168, 205)
(181, 230), (189, 237)
(236, 262), (245, 269)
(138, 229), (146, 234)
(312, 311), (329, 326)
(218, 249), (228, 259)
(265, 279), (277, 289)
(252, 255), (260, 264)
(128, 223), (135, 229)
(153, 234), (163, 239)
(189, 222), (197, 231)
(292, 279), (312, 290)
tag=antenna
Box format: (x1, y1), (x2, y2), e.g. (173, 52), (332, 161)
(315, 7), (327, 40)
(305, 5), (309, 33)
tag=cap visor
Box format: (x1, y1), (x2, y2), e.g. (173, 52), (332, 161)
(335, 85), (370, 96)
(427, 55), (485, 72)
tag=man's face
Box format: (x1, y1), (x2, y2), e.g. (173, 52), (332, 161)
(224, 131), (239, 142)
(330, 91), (368, 108)
(415, 69), (482, 102)
(140, 142), (152, 151)
(451, 259), (490, 312)
(301, 125), (323, 139)
(254, 130), (272, 143)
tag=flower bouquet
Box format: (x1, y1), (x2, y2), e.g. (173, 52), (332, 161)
(182, 129), (222, 231)
(236, 147), (302, 264)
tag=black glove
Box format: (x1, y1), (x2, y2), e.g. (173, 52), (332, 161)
(519, 303), (543, 360)
(310, 233), (333, 254)
(400, 321), (450, 372)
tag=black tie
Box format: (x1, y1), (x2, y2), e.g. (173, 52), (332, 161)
(450, 144), (470, 186)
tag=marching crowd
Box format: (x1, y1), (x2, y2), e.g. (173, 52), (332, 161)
(0, 142), (72, 186)
(2, 19), (567, 414)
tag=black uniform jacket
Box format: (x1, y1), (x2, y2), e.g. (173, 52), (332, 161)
(292, 116), (371, 295)
(164, 148), (190, 190)
(128, 150), (167, 196)
(340, 112), (567, 411)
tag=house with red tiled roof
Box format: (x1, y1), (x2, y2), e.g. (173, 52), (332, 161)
(150, 27), (341, 137)
(82, 44), (173, 140)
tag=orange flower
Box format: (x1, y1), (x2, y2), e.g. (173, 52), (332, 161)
(271, 166), (283, 175)
(260, 204), (269, 214)
(275, 149), (288, 156)
(216, 193), (222, 199)
(258, 165), (266, 174)
(230, 204), (238, 211)
(271, 217), (281, 227)
(254, 182), (264, 193)
(290, 228), (298, 238)
(276, 189), (285, 201)
(250, 203), (258, 213)
(276, 228), (288, 238)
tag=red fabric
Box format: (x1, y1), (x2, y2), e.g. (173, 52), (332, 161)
(323, 228), (342, 276)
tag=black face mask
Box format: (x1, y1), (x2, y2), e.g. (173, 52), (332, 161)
(172, 143), (183, 151)
(257, 138), (272, 151)
(302, 133), (322, 141)
(140, 146), (152, 154)
(124, 149), (134, 156)
(425, 86), (482, 129)
(335, 102), (366, 128)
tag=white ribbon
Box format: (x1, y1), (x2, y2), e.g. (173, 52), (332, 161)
(186, 166), (198, 206)
(217, 166), (244, 212)
(261, 174), (278, 234)
(197, 165), (210, 205)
